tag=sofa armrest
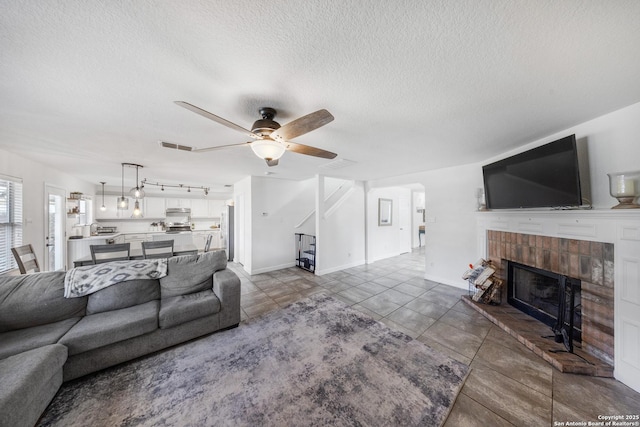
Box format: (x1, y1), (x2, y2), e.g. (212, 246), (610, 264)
(213, 269), (241, 328)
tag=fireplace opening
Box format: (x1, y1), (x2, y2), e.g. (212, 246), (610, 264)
(507, 261), (582, 352)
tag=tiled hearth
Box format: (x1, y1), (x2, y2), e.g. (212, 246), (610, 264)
(462, 230), (615, 377)
(462, 296), (613, 377)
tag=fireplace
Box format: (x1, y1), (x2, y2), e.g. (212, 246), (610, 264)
(461, 230), (617, 376)
(507, 261), (582, 352)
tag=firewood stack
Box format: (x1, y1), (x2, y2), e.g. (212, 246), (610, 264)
(462, 258), (503, 304)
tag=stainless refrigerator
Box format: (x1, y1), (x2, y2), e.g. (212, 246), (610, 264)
(221, 205), (234, 262)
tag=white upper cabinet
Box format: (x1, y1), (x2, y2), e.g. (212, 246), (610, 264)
(165, 198), (192, 209)
(191, 199), (225, 218)
(144, 197), (166, 218)
(208, 199), (225, 218)
(95, 197), (224, 220)
(191, 199), (209, 218)
(95, 196), (130, 219)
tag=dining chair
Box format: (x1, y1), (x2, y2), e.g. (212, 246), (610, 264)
(90, 243), (131, 264)
(203, 234), (213, 252)
(11, 244), (41, 274)
(141, 240), (174, 259)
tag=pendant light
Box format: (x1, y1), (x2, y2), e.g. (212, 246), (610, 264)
(99, 181), (107, 212)
(131, 199), (143, 218)
(129, 164), (145, 199)
(117, 163), (129, 210)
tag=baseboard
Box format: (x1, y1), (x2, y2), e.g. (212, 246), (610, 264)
(316, 259), (365, 276)
(423, 273), (467, 290)
(366, 252), (402, 264)
(249, 262), (297, 275)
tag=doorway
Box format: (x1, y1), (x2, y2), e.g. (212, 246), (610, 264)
(44, 184), (66, 271)
(399, 194), (411, 253)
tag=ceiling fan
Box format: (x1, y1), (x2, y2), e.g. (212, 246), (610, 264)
(162, 101), (337, 167)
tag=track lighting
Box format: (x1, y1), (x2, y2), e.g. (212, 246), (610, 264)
(141, 179), (210, 197)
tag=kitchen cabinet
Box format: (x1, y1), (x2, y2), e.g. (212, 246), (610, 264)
(192, 199), (225, 218)
(153, 232), (193, 246)
(165, 198), (191, 209)
(193, 230), (223, 251)
(208, 199), (225, 218)
(123, 233), (151, 251)
(191, 199), (209, 218)
(95, 197), (132, 219)
(67, 236), (113, 269)
(144, 197), (165, 218)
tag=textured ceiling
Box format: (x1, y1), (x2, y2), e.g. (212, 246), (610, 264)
(1, 1), (640, 192)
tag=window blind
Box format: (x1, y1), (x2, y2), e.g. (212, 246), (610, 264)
(0, 175), (23, 273)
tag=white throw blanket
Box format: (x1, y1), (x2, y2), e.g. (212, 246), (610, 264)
(64, 259), (168, 298)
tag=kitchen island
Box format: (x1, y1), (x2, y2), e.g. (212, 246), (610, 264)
(72, 244), (199, 267)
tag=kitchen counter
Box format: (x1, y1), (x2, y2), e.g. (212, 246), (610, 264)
(69, 230), (220, 241)
(72, 244), (199, 267)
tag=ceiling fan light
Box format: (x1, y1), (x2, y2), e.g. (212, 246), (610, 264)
(251, 139), (286, 161)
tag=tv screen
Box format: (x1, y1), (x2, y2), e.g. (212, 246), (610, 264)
(482, 135), (588, 209)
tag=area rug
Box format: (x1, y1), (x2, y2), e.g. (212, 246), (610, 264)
(38, 295), (469, 426)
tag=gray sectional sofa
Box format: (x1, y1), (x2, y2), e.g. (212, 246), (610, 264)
(0, 250), (241, 427)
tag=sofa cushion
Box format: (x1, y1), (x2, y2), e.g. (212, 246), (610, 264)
(59, 300), (159, 355)
(0, 317), (80, 360)
(159, 289), (221, 329)
(160, 251), (227, 298)
(86, 278), (160, 315)
(0, 344), (67, 427)
(0, 271), (87, 332)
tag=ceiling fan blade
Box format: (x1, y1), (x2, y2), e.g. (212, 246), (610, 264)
(192, 141), (252, 153)
(159, 140), (251, 153)
(284, 141), (337, 159)
(174, 101), (259, 139)
(266, 158), (279, 167)
(270, 109), (334, 142)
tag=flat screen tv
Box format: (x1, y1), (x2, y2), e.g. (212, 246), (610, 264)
(482, 135), (590, 209)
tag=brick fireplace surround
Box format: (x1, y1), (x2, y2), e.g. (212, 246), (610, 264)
(462, 230), (614, 377)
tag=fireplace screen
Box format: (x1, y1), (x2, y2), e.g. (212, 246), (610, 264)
(508, 261), (581, 351)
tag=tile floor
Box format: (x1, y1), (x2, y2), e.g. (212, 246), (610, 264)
(228, 248), (640, 426)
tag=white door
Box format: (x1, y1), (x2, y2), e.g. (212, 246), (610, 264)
(398, 195), (411, 254)
(44, 185), (66, 271)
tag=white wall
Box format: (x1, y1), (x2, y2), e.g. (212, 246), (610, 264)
(421, 164), (482, 288)
(0, 148), (95, 269)
(366, 186), (412, 263)
(236, 176), (316, 274)
(370, 101), (640, 290)
(484, 101), (640, 209)
(315, 176), (366, 275)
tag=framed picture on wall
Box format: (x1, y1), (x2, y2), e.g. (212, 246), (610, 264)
(378, 198), (392, 226)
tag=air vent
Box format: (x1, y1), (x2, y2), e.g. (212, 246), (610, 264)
(318, 158), (356, 170)
(159, 141), (194, 151)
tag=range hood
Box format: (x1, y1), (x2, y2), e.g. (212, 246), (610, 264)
(166, 208), (191, 214)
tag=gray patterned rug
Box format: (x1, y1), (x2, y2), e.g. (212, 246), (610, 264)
(38, 295), (468, 426)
